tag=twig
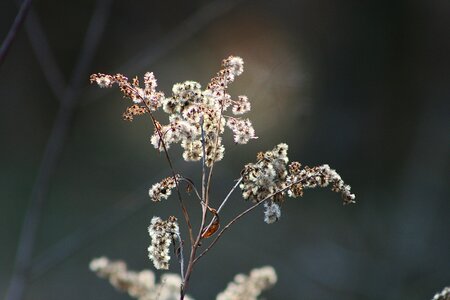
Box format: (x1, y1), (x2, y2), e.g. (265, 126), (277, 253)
(178, 177), (202, 202)
(202, 177), (242, 234)
(205, 106), (224, 205)
(5, 1), (113, 299)
(194, 181), (298, 263)
(0, 0), (33, 66)
(180, 116), (209, 300)
(200, 115), (207, 205)
(142, 106), (195, 246)
(217, 177), (243, 214)
(173, 233), (185, 281)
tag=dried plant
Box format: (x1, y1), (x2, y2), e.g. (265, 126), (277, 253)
(90, 257), (276, 300)
(89, 56), (356, 299)
(432, 287), (450, 300)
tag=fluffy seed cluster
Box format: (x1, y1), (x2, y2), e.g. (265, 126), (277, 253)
(263, 201), (281, 224)
(240, 143), (289, 203)
(432, 287), (450, 300)
(89, 257), (194, 300)
(91, 56), (256, 166)
(147, 216), (179, 270)
(216, 266), (277, 300)
(90, 72), (164, 109)
(148, 175), (180, 202)
(240, 143), (356, 223)
(286, 163), (356, 205)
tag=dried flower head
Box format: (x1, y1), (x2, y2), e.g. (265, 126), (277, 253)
(148, 216), (179, 270)
(89, 257), (194, 300)
(148, 175), (180, 202)
(240, 144), (355, 223)
(90, 55), (357, 300)
(216, 266), (277, 300)
(263, 201), (281, 224)
(91, 56), (256, 167)
(286, 163), (356, 205)
(240, 143), (289, 203)
(432, 287), (450, 300)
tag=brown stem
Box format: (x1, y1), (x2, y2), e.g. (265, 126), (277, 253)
(180, 114), (210, 299)
(142, 104), (195, 245)
(194, 181), (298, 264)
(178, 177), (202, 202)
(202, 177), (242, 235)
(205, 105), (224, 206)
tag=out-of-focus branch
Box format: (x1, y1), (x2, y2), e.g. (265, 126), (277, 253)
(5, 1), (113, 300)
(83, 0), (245, 106)
(30, 183), (148, 279)
(118, 0), (244, 74)
(24, 8), (66, 100)
(0, 0), (33, 66)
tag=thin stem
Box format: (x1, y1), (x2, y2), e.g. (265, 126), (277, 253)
(181, 116), (209, 299)
(4, 1), (112, 299)
(217, 177), (242, 214)
(202, 177), (242, 234)
(200, 115), (207, 205)
(143, 108), (195, 245)
(178, 177), (202, 202)
(205, 106), (224, 205)
(194, 181), (298, 263)
(173, 233), (185, 281)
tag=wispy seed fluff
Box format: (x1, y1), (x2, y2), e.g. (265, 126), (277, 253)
(263, 202), (281, 224)
(286, 163), (356, 205)
(240, 143), (289, 204)
(89, 257), (194, 300)
(148, 175), (180, 202)
(216, 266), (277, 300)
(148, 216), (179, 270)
(240, 143), (356, 223)
(432, 286), (450, 300)
(91, 56), (256, 167)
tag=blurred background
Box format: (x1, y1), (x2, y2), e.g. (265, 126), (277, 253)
(1, 0), (449, 299)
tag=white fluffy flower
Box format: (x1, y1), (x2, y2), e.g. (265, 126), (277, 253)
(263, 202), (281, 224)
(148, 216), (179, 270)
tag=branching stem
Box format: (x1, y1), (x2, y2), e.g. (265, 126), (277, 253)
(202, 177), (242, 235)
(194, 180), (299, 263)
(141, 103), (195, 245)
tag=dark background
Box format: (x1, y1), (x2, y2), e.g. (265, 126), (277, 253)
(1, 0), (449, 299)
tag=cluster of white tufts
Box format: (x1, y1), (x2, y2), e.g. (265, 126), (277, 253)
(89, 257), (194, 300)
(263, 201), (281, 224)
(432, 287), (450, 300)
(240, 143), (289, 203)
(91, 56), (256, 167)
(148, 56), (256, 166)
(216, 266), (277, 300)
(240, 143), (356, 223)
(147, 216), (179, 270)
(148, 175), (179, 202)
(286, 163), (356, 205)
